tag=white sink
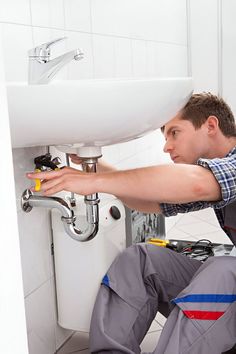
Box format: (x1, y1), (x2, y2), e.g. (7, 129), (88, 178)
(7, 78), (192, 155)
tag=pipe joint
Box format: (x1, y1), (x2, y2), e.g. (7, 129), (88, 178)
(21, 189), (99, 242)
(61, 215), (76, 224)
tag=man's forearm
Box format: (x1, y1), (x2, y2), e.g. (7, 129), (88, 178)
(117, 196), (162, 213)
(95, 164), (221, 204)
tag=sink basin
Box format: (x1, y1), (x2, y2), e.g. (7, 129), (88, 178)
(7, 78), (192, 155)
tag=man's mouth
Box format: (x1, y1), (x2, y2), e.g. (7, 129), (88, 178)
(171, 155), (179, 162)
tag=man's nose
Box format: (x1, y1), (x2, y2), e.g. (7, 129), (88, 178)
(163, 140), (173, 153)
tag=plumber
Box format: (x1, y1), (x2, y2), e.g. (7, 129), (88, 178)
(27, 92), (236, 354)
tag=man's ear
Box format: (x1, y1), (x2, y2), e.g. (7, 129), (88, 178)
(206, 115), (219, 135)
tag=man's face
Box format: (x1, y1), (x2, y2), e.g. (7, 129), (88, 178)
(163, 113), (209, 164)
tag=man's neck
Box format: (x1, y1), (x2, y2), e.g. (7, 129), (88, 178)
(208, 136), (236, 159)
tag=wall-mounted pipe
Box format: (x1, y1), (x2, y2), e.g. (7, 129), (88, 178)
(22, 157), (100, 242)
(21, 189), (99, 242)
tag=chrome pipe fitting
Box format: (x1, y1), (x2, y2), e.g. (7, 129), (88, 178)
(21, 189), (99, 242)
(21, 156), (101, 242)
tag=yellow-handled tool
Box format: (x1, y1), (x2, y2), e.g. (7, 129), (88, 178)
(147, 238), (170, 247)
(34, 168), (42, 192)
(33, 167), (60, 192)
(33, 153), (61, 191)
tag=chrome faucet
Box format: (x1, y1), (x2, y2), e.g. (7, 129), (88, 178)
(28, 37), (84, 84)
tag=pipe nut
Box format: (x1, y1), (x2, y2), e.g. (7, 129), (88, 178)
(84, 198), (100, 205)
(61, 215), (76, 224)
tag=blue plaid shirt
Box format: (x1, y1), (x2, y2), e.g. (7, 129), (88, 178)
(160, 146), (236, 232)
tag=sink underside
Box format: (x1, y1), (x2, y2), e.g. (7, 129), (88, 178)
(7, 77), (193, 149)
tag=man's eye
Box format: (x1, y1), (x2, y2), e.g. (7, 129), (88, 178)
(172, 130), (177, 136)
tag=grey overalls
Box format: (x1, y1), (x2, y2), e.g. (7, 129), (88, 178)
(89, 201), (236, 354)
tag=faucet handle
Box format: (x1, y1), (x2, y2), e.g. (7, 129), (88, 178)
(28, 37), (67, 61)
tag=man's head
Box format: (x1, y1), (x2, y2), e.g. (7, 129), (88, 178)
(162, 92), (236, 164)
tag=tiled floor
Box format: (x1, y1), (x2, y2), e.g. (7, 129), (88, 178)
(57, 208), (233, 353)
(57, 313), (166, 354)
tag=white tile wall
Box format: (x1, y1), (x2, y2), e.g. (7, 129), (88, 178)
(67, 31), (93, 79)
(132, 39), (147, 77)
(1, 23), (33, 81)
(147, 42), (188, 77)
(91, 0), (137, 38)
(0, 0), (31, 24)
(188, 0), (219, 93)
(114, 37), (133, 78)
(64, 0), (91, 32)
(17, 207), (52, 295)
(0, 28), (29, 354)
(221, 0), (236, 115)
(31, 0), (64, 29)
(50, 0), (65, 29)
(0, 0), (197, 353)
(25, 279), (57, 354)
(92, 34), (115, 78)
(31, 0), (51, 28)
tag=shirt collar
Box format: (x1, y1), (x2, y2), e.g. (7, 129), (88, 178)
(226, 146), (236, 157)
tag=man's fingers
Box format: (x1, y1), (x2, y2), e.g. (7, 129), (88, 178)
(27, 169), (61, 181)
(69, 154), (83, 164)
(36, 181), (66, 196)
(26, 167), (79, 181)
(40, 178), (66, 195)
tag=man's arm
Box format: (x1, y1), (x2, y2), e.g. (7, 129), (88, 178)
(27, 163), (222, 205)
(95, 164), (221, 203)
(117, 197), (163, 213)
(70, 155), (163, 213)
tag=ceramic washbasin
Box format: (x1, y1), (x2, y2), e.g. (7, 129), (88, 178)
(7, 78), (193, 155)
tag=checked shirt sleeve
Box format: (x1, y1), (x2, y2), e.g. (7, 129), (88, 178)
(160, 151), (236, 217)
(197, 154), (236, 208)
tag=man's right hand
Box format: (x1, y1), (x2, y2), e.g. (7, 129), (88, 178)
(69, 154), (116, 173)
(69, 154), (83, 165)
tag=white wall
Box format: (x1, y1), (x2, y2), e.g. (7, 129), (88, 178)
(188, 0), (219, 94)
(221, 0), (236, 115)
(0, 1), (188, 353)
(188, 0), (236, 115)
(0, 29), (29, 354)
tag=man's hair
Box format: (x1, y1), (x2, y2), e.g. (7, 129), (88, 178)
(162, 92), (236, 137)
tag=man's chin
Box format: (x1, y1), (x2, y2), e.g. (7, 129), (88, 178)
(172, 157), (183, 163)
(173, 157), (193, 164)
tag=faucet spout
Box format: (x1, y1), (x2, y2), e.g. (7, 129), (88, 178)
(28, 37), (84, 84)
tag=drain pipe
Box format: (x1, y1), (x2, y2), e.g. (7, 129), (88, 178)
(65, 153), (77, 207)
(21, 158), (100, 242)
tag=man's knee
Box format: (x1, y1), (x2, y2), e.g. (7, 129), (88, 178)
(110, 243), (173, 277)
(194, 256), (236, 285)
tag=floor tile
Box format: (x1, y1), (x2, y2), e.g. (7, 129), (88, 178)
(175, 213), (201, 226)
(166, 227), (198, 241)
(58, 322), (164, 353)
(155, 312), (167, 327)
(176, 220), (220, 237)
(57, 332), (89, 354)
(191, 208), (219, 226)
(140, 330), (162, 352)
(148, 319), (162, 332)
(202, 230), (233, 245)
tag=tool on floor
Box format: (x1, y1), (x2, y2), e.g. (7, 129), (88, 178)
(147, 238), (177, 250)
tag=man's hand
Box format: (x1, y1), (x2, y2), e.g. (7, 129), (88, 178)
(27, 167), (97, 196)
(69, 154), (116, 173)
(69, 154), (83, 165)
